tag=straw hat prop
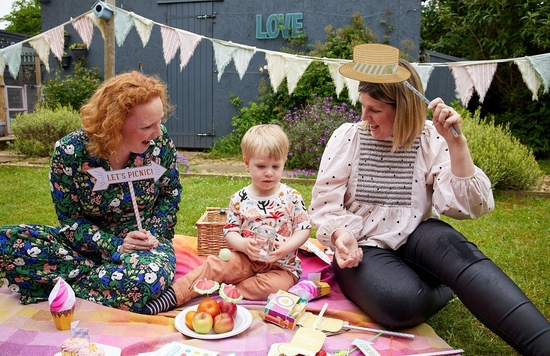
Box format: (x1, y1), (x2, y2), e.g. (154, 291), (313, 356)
(340, 43), (459, 137)
(339, 43), (410, 83)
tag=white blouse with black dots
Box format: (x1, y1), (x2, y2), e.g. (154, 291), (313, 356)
(309, 121), (494, 250)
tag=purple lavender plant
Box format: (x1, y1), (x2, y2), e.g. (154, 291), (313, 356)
(279, 95), (360, 171)
(176, 153), (191, 173)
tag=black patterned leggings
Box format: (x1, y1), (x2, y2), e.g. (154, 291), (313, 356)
(333, 218), (550, 356)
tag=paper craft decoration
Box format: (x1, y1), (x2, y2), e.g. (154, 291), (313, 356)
(88, 163), (167, 230)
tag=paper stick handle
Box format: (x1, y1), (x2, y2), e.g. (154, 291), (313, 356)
(403, 81), (459, 138)
(312, 303), (328, 330)
(413, 349), (464, 356)
(343, 322), (415, 339)
(128, 181), (143, 231)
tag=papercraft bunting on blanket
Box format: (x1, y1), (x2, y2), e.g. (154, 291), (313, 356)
(29, 36), (51, 72)
(131, 12), (154, 47)
(114, 8), (134, 47)
(2, 43), (23, 79)
(515, 57), (543, 100)
(72, 16), (95, 48)
(42, 25), (65, 62)
(160, 26), (202, 71)
(411, 63), (435, 92)
(528, 53), (550, 94)
(284, 54), (313, 94)
(265, 51), (287, 93)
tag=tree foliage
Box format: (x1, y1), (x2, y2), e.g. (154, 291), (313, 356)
(421, 0), (550, 157)
(0, 0), (41, 36)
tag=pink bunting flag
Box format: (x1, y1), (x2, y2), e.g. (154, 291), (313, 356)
(72, 16), (94, 48)
(43, 25), (65, 61)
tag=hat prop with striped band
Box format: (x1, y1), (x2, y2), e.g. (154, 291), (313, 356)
(339, 43), (410, 83)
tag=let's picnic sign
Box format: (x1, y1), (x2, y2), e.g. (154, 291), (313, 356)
(88, 162), (167, 230)
(88, 162), (166, 191)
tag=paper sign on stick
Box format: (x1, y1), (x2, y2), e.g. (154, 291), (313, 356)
(88, 162), (167, 191)
(88, 162), (167, 231)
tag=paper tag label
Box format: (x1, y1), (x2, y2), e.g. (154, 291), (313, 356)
(352, 339), (381, 356)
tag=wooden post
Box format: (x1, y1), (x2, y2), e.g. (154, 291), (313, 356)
(0, 74), (6, 133)
(104, 0), (116, 80)
(35, 55), (42, 104)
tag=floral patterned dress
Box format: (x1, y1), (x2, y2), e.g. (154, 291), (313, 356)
(0, 126), (181, 312)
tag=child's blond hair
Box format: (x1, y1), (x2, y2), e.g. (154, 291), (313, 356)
(241, 124), (289, 161)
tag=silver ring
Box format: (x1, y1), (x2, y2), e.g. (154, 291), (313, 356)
(133, 244), (136, 249)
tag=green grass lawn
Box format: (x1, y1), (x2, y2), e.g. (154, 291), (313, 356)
(1, 165), (549, 355)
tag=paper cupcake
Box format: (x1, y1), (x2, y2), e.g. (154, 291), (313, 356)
(49, 278), (76, 331)
(59, 337), (88, 356)
(78, 342), (106, 356)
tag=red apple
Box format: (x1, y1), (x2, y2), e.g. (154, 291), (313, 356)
(218, 300), (238, 319)
(213, 312), (234, 334)
(192, 311), (213, 334)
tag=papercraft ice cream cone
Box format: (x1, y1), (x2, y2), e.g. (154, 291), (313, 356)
(48, 278), (76, 331)
(288, 280), (330, 301)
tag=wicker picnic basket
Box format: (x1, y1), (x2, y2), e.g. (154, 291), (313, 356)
(196, 207), (230, 256)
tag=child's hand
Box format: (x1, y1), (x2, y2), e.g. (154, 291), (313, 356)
(243, 238), (264, 261)
(263, 240), (288, 263)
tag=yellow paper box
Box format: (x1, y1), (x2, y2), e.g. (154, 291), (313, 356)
(263, 290), (307, 330)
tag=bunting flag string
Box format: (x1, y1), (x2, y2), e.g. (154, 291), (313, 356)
(1, 5), (549, 106)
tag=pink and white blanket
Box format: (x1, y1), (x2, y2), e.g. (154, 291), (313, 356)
(0, 236), (455, 355)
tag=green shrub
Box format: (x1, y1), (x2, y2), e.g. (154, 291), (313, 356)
(41, 61), (102, 111)
(462, 107), (544, 191)
(10, 107), (81, 157)
(277, 94), (360, 170)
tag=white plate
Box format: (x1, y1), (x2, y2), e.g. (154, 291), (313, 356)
(174, 305), (253, 339)
(54, 343), (121, 356)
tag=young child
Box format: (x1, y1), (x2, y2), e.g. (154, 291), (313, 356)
(141, 124), (312, 314)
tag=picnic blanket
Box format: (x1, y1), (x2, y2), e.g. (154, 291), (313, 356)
(0, 235), (456, 356)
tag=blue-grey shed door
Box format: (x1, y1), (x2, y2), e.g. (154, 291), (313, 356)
(165, 2), (215, 149)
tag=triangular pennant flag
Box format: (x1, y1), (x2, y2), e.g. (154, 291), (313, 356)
(449, 65), (475, 106)
(131, 12), (154, 47)
(2, 43), (23, 79)
(284, 54), (312, 94)
(466, 63), (497, 103)
(323, 59), (348, 97)
(175, 28), (202, 71)
(232, 45), (256, 80)
(29, 36), (51, 72)
(42, 25), (65, 61)
(515, 57), (542, 100)
(114, 8), (134, 47)
(72, 16), (94, 48)
(265, 52), (286, 93)
(344, 77), (359, 105)
(0, 51), (6, 78)
(211, 39), (238, 82)
(411, 63), (435, 92)
(87, 12), (107, 40)
(528, 53), (550, 94)
(160, 25), (180, 65)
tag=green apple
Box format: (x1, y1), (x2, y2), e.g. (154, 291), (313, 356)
(192, 311), (213, 334)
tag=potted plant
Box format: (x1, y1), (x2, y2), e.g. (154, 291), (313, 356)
(69, 43), (88, 61)
(64, 31), (70, 48)
(61, 52), (71, 68)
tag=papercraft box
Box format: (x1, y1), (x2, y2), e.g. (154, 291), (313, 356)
(263, 290), (307, 330)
